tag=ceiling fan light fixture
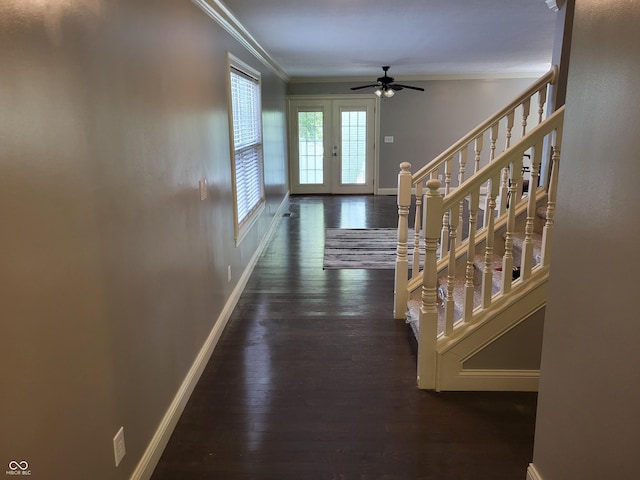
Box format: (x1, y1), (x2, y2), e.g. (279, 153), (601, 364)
(350, 67), (424, 97)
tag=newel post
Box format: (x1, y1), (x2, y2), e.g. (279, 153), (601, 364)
(417, 179), (442, 390)
(394, 162), (412, 319)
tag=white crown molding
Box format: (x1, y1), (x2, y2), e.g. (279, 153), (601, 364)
(289, 71), (546, 84)
(191, 0), (289, 82)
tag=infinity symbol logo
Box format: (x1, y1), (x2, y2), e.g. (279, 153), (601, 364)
(8, 461), (29, 471)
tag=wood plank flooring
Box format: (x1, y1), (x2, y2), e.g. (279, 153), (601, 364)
(151, 195), (537, 480)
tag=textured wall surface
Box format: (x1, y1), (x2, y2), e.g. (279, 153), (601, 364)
(532, 1), (640, 478)
(0, 1), (288, 478)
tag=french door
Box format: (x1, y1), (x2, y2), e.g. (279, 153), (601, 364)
(288, 97), (377, 194)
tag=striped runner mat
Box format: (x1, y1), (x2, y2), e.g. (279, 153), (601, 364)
(323, 228), (421, 270)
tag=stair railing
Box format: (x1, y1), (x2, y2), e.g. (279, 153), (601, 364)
(412, 106), (564, 389)
(394, 66), (558, 319)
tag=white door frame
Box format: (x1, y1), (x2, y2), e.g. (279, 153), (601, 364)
(287, 95), (380, 195)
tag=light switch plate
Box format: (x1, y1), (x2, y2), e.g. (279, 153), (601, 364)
(199, 179), (208, 200)
(384, 136), (394, 143)
(113, 426), (126, 467)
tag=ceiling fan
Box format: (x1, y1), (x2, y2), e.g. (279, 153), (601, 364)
(350, 66), (425, 98)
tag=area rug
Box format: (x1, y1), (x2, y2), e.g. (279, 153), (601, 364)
(323, 228), (421, 270)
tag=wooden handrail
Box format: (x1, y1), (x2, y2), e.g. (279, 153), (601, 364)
(395, 67), (564, 390)
(442, 107), (565, 211)
(415, 107), (564, 389)
(412, 66), (558, 186)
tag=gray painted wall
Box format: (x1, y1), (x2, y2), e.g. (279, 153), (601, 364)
(0, 1), (288, 479)
(532, 1), (640, 478)
(289, 77), (539, 189)
(463, 308), (545, 370)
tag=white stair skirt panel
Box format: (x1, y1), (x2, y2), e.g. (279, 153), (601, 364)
(435, 278), (547, 391)
(394, 68), (563, 391)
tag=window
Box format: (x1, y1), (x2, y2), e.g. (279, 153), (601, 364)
(228, 55), (264, 242)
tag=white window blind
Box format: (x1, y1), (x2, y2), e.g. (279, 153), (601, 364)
(230, 65), (264, 238)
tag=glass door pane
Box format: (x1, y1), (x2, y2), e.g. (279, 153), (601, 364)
(340, 110), (367, 185)
(288, 97), (374, 195)
(297, 111), (324, 185)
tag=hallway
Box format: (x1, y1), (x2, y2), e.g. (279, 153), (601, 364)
(151, 195), (537, 480)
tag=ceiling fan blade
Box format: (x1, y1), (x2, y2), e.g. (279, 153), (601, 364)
(350, 84), (380, 91)
(351, 68), (424, 95)
(392, 83), (425, 92)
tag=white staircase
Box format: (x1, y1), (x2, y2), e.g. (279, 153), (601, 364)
(394, 67), (565, 391)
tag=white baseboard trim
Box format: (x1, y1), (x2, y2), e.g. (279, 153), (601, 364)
(129, 193), (290, 480)
(437, 368), (539, 392)
(527, 463), (543, 480)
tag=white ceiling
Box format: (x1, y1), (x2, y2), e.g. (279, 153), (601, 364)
(219, 0), (558, 80)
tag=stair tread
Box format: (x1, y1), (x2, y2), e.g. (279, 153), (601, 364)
(473, 253), (504, 274)
(511, 231), (543, 256)
(536, 205), (547, 220)
(407, 218), (546, 340)
(407, 297), (464, 338)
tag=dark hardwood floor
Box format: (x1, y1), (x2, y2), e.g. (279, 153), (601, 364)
(151, 195), (537, 480)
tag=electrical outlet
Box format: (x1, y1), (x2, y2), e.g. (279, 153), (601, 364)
(113, 426), (126, 467)
(227, 265), (231, 282)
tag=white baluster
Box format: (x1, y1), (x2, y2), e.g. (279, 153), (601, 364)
(521, 142), (543, 280)
(440, 157), (453, 256)
(445, 202), (459, 337)
(505, 111), (514, 150)
(444, 157), (453, 195)
(394, 162), (412, 319)
(485, 123), (499, 227)
(413, 181), (423, 276)
(489, 123), (498, 162)
(521, 98), (531, 137)
(463, 190), (480, 322)
(541, 127), (562, 267)
(482, 173), (500, 309)
(501, 157), (523, 294)
(458, 147), (468, 186)
(498, 166), (510, 217)
(458, 147), (468, 239)
(538, 87), (548, 124)
(474, 135), (483, 174)
(418, 179), (443, 390)
(497, 112), (514, 215)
